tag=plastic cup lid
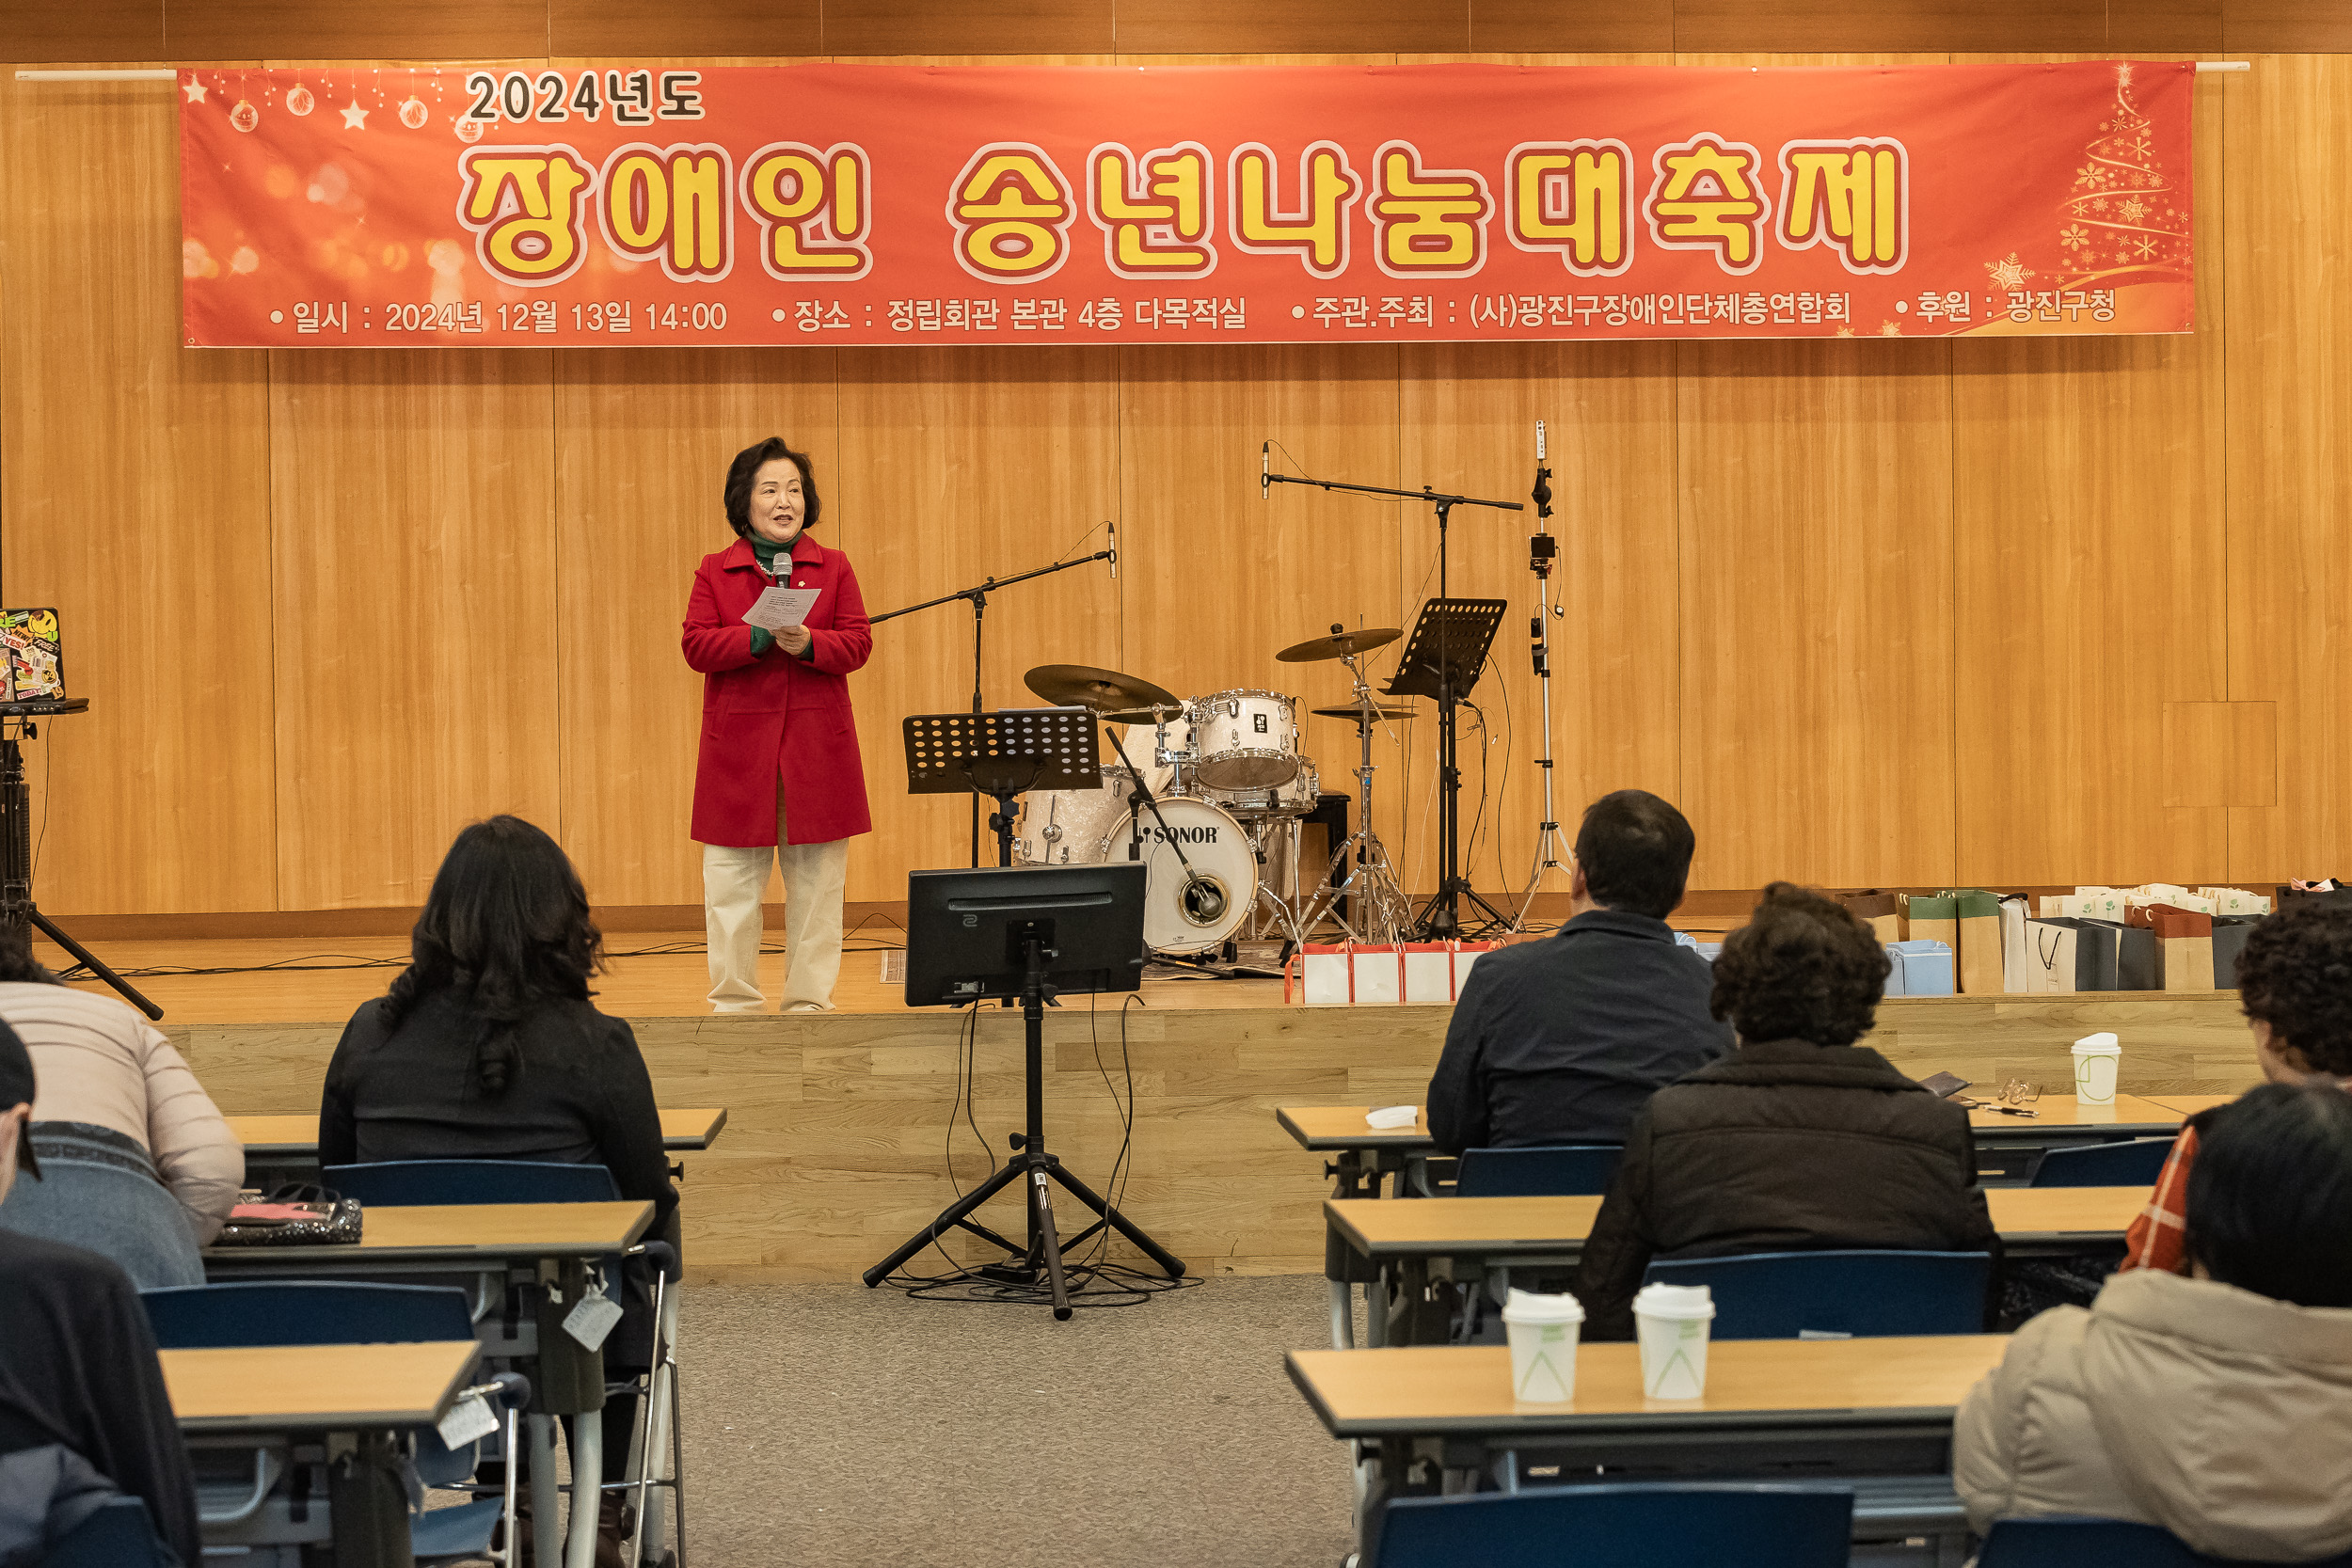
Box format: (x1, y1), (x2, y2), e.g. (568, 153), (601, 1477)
(2072, 1032), (2122, 1053)
(1502, 1287), (1585, 1323)
(1633, 1282), (1717, 1318)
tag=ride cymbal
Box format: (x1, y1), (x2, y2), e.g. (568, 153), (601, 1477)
(1276, 626), (1403, 663)
(1024, 664), (1184, 715)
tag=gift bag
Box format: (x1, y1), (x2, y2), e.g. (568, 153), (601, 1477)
(2000, 895), (2033, 994)
(2075, 918), (2134, 990)
(2199, 886), (2273, 917)
(2043, 888), (2128, 923)
(1941, 889), (2005, 994)
(2213, 914), (2266, 989)
(2024, 919), (2079, 993)
(1839, 890), (1905, 942)
(1882, 944), (1905, 998)
(1887, 939), (1954, 996)
(2148, 908), (2216, 990)
(1903, 894), (1957, 958)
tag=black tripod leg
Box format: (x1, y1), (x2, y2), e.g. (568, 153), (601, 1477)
(1029, 1168), (1073, 1321)
(862, 1156), (1026, 1287)
(30, 910), (162, 1021)
(1045, 1161), (1188, 1278)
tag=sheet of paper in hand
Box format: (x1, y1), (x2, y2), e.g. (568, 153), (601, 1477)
(745, 587), (819, 632)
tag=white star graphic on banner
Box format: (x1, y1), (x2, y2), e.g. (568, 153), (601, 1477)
(341, 102), (369, 130)
(182, 78), (206, 103)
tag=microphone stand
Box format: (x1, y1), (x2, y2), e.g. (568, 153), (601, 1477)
(1515, 436), (1570, 931)
(872, 550), (1111, 866)
(1264, 472), (1522, 940)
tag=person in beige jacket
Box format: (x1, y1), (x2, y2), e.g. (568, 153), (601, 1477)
(1955, 1081), (2352, 1562)
(0, 931), (243, 1246)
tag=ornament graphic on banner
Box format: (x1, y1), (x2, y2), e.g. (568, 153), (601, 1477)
(287, 83), (314, 117)
(400, 97), (428, 130)
(454, 117), (484, 143)
(230, 100), (259, 134)
(341, 101), (368, 130)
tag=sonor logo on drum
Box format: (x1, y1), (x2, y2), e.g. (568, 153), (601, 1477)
(1151, 824), (1218, 845)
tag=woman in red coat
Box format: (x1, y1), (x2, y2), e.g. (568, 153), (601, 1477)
(682, 438), (873, 1011)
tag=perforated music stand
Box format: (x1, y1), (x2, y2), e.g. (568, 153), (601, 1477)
(1385, 598), (1509, 938)
(903, 707), (1101, 867)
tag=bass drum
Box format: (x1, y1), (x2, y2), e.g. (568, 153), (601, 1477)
(1012, 767), (1136, 866)
(1097, 797), (1257, 954)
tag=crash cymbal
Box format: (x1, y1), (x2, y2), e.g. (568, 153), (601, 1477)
(1311, 703), (1419, 721)
(1277, 626), (1403, 664)
(1024, 664), (1184, 716)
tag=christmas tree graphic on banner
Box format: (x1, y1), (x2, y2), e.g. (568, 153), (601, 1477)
(2058, 61), (2191, 286)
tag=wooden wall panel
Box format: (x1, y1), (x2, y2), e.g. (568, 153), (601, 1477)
(1, 3), (164, 62)
(1671, 0), (2218, 54)
(1112, 2), (1456, 55)
(1951, 60), (2228, 889)
(548, 3), (818, 57)
(554, 350), (840, 908)
(1469, 4), (1673, 52)
(1399, 341), (1682, 904)
(2226, 2), (2352, 53)
(834, 346), (1122, 902)
(0, 73), (278, 916)
(2223, 55), (2352, 881)
(267, 352), (562, 908)
(825, 0), (1114, 55)
(164, 0), (549, 60)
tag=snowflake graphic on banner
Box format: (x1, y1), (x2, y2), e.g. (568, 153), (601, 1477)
(2058, 61), (2190, 281)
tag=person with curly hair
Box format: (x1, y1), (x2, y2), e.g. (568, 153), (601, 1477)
(2119, 897), (2352, 1275)
(1571, 881), (1995, 1338)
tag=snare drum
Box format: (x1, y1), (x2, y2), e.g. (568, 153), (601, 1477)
(1012, 767), (1136, 866)
(1097, 796), (1257, 954)
(1189, 689), (1299, 790)
(1200, 757), (1319, 820)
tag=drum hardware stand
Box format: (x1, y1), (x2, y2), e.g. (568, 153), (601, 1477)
(872, 546), (1112, 866)
(0, 701), (162, 1020)
(1264, 470), (1522, 941)
(1296, 650), (1412, 946)
(1515, 422), (1572, 931)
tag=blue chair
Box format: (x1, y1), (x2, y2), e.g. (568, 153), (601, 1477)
(143, 1280), (474, 1347)
(1454, 1145), (1623, 1196)
(325, 1158), (620, 1206)
(38, 1497), (173, 1568)
(1370, 1483), (1853, 1567)
(1976, 1516), (2352, 1567)
(1641, 1250), (1990, 1338)
(2030, 1138), (2174, 1188)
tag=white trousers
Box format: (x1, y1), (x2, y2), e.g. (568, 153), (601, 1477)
(702, 794), (850, 1012)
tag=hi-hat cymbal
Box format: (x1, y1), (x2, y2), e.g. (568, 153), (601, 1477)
(1311, 702), (1419, 721)
(1025, 664), (1183, 716)
(1277, 626), (1403, 664)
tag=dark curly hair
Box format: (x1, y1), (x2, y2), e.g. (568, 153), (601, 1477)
(379, 816), (604, 1095)
(1708, 881), (1891, 1047)
(2187, 1081), (2352, 1307)
(0, 922), (56, 986)
(723, 437), (820, 539)
(2235, 899), (2352, 1075)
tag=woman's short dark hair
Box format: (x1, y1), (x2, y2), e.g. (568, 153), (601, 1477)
(1571, 790), (1695, 919)
(2235, 899), (2352, 1075)
(723, 437), (820, 539)
(380, 816), (604, 1094)
(2186, 1082), (2352, 1307)
(1708, 881), (1889, 1047)
(0, 922), (57, 986)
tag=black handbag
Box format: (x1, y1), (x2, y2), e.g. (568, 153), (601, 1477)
(213, 1182), (364, 1246)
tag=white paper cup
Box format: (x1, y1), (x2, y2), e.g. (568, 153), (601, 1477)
(1502, 1288), (1585, 1404)
(2073, 1032), (2122, 1104)
(1633, 1282), (1717, 1400)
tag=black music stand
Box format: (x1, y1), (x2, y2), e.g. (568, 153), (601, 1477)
(902, 708), (1101, 868)
(1386, 598), (1509, 940)
(0, 701), (161, 1020)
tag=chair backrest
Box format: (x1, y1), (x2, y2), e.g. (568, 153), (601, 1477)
(1640, 1250), (1990, 1338)
(1453, 1145), (1624, 1197)
(140, 1281), (475, 1348)
(38, 1497), (173, 1568)
(1975, 1517), (2352, 1568)
(2030, 1138), (2174, 1188)
(324, 1159), (620, 1206)
(1368, 1483), (1853, 1568)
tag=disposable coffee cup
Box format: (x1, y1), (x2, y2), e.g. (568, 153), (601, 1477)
(1501, 1288), (1584, 1404)
(1633, 1282), (1716, 1400)
(2072, 1032), (2122, 1104)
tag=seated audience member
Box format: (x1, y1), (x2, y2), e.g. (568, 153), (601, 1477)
(0, 1020), (202, 1566)
(1956, 1082), (2352, 1562)
(2121, 898), (2352, 1275)
(0, 926), (241, 1289)
(1427, 790), (1731, 1152)
(1571, 881), (1995, 1338)
(321, 815), (677, 1540)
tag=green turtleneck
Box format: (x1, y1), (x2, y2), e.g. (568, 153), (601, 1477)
(746, 533), (804, 657)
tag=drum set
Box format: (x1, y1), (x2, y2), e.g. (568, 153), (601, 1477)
(1019, 626), (1418, 960)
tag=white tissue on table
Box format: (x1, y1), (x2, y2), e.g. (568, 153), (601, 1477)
(1365, 1105), (1419, 1130)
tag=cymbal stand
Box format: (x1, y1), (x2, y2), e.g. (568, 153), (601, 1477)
(1515, 431), (1572, 929)
(1296, 652), (1410, 944)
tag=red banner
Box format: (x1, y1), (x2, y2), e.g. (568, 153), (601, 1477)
(177, 61), (2194, 348)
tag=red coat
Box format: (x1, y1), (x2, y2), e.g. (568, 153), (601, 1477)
(682, 534), (873, 847)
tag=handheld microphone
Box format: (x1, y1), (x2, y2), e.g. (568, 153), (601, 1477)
(1261, 440), (1270, 499)
(1106, 517), (1117, 579)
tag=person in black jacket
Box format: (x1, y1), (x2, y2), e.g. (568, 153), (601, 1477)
(0, 1022), (200, 1566)
(320, 815), (677, 1520)
(1426, 790), (1731, 1151)
(1573, 881), (1996, 1338)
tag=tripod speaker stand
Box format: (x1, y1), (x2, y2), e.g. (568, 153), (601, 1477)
(0, 701), (160, 1021)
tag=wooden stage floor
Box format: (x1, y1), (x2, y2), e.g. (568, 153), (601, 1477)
(42, 930), (2262, 1283)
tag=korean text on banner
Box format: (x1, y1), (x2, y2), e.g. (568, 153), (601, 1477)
(176, 61), (2196, 350)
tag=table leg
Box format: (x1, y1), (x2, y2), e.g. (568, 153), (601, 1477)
(529, 1415), (562, 1568)
(566, 1418), (602, 1568)
(1364, 1274), (1388, 1348)
(1329, 1280), (1355, 1350)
